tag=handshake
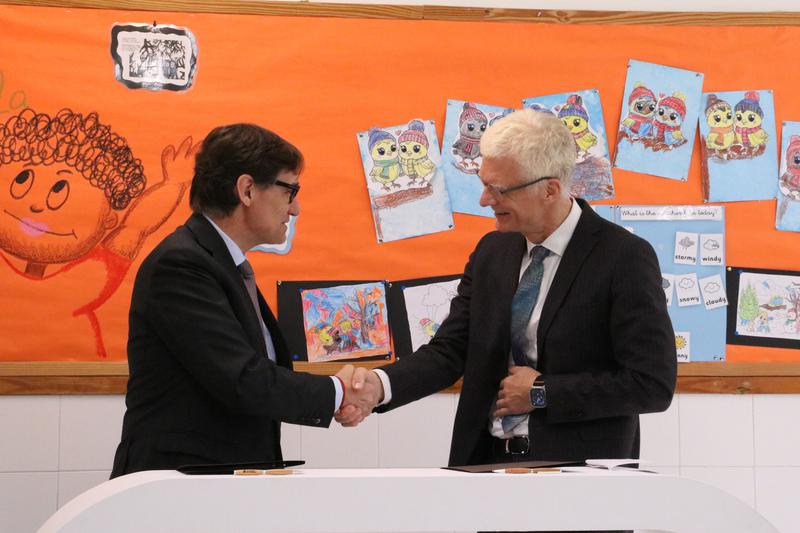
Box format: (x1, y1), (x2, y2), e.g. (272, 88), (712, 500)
(333, 366), (384, 427)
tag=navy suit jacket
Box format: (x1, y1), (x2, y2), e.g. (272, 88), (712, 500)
(378, 199), (677, 466)
(112, 213), (334, 477)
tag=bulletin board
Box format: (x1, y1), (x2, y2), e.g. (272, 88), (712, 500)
(1, 0), (799, 394)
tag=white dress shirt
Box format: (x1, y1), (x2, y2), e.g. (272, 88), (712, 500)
(203, 215), (344, 411)
(488, 198), (581, 437)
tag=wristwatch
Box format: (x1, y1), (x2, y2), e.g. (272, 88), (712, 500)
(530, 377), (547, 408)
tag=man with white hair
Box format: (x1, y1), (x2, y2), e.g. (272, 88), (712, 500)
(344, 109), (676, 485)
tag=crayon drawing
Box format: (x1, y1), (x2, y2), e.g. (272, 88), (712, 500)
(776, 121), (800, 232)
(736, 272), (800, 341)
(613, 60), (704, 181)
(699, 90), (778, 202)
(357, 119), (453, 242)
(401, 278), (460, 351)
(523, 89), (614, 201)
(441, 100), (515, 217)
(301, 282), (391, 362)
(0, 108), (195, 360)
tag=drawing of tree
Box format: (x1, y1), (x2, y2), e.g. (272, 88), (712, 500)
(343, 288), (382, 345)
(786, 284), (800, 333)
(739, 283), (759, 327)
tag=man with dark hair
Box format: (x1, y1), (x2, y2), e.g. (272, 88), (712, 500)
(111, 123), (376, 477)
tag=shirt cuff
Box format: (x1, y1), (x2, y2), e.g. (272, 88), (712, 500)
(373, 369), (392, 406)
(330, 376), (344, 411)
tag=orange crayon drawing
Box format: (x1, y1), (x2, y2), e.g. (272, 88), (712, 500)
(0, 108), (197, 359)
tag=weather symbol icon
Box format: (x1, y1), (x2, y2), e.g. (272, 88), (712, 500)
(678, 236), (695, 249)
(675, 334), (688, 350)
(678, 277), (695, 289)
(704, 281), (721, 294)
(703, 239), (720, 251)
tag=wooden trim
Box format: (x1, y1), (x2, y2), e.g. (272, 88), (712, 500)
(3, 361), (800, 394)
(2, 0), (800, 26)
(0, 362), (129, 376)
(421, 7), (800, 25)
(676, 362), (800, 377)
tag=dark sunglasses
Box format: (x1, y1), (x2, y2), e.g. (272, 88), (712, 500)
(273, 180), (300, 203)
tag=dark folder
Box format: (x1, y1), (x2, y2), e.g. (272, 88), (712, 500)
(444, 460), (581, 473)
(177, 460), (304, 475)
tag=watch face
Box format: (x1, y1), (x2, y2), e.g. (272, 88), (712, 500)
(530, 387), (547, 408)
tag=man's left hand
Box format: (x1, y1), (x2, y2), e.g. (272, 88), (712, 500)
(494, 366), (541, 417)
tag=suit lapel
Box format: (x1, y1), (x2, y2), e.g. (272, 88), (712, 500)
(536, 200), (602, 358)
(185, 214), (270, 358)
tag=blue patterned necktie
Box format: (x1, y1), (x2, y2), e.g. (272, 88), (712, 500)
(502, 245), (550, 433)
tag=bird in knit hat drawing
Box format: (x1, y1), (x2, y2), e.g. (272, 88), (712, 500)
(651, 92), (687, 149)
(780, 136), (800, 200)
(451, 103), (487, 173)
(367, 128), (402, 192)
(620, 82), (656, 140)
(704, 94), (735, 156)
(778, 135), (800, 224)
(558, 94), (597, 155)
(733, 91), (769, 157)
(399, 120), (436, 184)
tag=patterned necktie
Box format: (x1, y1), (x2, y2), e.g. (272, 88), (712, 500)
(238, 259), (261, 320)
(238, 259), (275, 361)
(502, 245), (550, 433)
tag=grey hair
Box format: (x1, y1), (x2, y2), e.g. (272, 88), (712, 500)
(480, 108), (576, 192)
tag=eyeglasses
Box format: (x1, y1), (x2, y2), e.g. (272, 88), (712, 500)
(483, 176), (554, 202)
(273, 180), (300, 204)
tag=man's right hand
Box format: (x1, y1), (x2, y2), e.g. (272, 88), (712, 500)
(334, 367), (384, 427)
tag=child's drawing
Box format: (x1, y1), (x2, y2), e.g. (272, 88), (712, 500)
(699, 90), (778, 202)
(0, 107), (195, 359)
(301, 282), (391, 362)
(442, 100), (515, 217)
(110, 23), (198, 91)
(401, 279), (460, 351)
(613, 60), (704, 181)
(523, 90), (614, 201)
(358, 119), (453, 242)
(776, 122), (800, 232)
(736, 272), (800, 341)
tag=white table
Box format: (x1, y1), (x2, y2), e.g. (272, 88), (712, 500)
(38, 467), (778, 533)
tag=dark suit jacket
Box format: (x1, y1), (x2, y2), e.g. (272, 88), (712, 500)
(111, 214), (335, 477)
(378, 199), (677, 466)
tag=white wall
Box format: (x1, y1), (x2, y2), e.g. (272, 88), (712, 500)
(1, 393), (798, 532)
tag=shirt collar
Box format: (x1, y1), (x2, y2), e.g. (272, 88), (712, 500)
(526, 198), (581, 258)
(203, 214), (247, 266)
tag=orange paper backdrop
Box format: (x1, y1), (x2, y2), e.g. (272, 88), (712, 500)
(0, 5), (798, 362)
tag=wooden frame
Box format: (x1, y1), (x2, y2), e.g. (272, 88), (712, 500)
(2, 361), (800, 394)
(4, 0), (800, 26)
(1, 0), (799, 394)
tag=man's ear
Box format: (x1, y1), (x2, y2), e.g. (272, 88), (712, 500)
(236, 174), (255, 206)
(103, 211), (118, 230)
(544, 178), (562, 200)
